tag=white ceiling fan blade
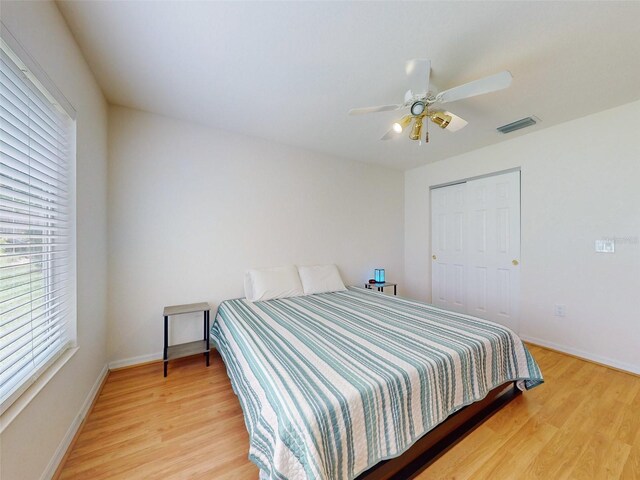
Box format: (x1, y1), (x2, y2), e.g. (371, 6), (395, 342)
(404, 89), (413, 104)
(436, 71), (512, 104)
(405, 59), (430, 97)
(348, 104), (403, 115)
(380, 127), (401, 140)
(442, 111), (468, 132)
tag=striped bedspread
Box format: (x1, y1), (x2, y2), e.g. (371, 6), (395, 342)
(211, 287), (543, 480)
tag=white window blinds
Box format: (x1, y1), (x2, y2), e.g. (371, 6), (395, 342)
(0, 38), (75, 411)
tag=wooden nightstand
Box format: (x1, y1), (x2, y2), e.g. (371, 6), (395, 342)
(365, 282), (397, 295)
(163, 302), (210, 377)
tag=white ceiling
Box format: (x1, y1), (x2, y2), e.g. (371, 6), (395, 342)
(57, 1), (640, 170)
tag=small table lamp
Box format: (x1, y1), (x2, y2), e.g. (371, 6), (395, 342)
(374, 269), (385, 283)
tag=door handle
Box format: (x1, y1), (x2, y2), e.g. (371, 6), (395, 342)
(432, 255), (437, 260)
(512, 259), (519, 266)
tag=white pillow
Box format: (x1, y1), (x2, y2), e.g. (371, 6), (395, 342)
(246, 265), (304, 302)
(297, 264), (346, 295)
(243, 272), (254, 300)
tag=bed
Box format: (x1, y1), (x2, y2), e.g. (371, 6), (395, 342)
(211, 286), (543, 480)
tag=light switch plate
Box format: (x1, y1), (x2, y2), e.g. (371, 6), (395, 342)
(595, 239), (615, 253)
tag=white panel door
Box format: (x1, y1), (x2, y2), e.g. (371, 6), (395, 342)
(431, 183), (468, 313)
(431, 171), (520, 331)
(466, 171), (520, 331)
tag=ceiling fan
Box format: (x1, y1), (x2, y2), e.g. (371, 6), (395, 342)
(349, 59), (513, 143)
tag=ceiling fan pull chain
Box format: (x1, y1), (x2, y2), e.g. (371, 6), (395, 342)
(425, 115), (430, 144)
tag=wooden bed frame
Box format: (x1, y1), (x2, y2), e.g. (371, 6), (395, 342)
(358, 381), (521, 480)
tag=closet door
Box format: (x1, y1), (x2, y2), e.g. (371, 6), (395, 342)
(431, 171), (520, 332)
(431, 183), (468, 314)
(466, 171), (520, 331)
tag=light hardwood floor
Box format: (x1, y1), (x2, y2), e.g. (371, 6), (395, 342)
(57, 345), (640, 479)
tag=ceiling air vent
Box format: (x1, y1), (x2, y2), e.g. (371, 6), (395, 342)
(497, 116), (537, 134)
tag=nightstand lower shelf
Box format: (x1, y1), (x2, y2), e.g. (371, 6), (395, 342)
(166, 340), (209, 361)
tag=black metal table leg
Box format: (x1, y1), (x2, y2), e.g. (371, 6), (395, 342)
(163, 315), (168, 377)
(394, 285), (397, 295)
(201, 311), (206, 363)
(205, 310), (210, 367)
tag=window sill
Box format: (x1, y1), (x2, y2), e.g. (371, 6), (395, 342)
(0, 347), (78, 434)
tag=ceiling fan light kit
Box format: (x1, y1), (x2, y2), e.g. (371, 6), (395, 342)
(429, 111), (452, 129)
(392, 115), (413, 133)
(409, 116), (423, 141)
(433, 111), (469, 132)
(349, 59), (513, 145)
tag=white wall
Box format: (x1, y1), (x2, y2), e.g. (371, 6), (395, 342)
(108, 106), (404, 365)
(0, 2), (109, 479)
(405, 100), (640, 374)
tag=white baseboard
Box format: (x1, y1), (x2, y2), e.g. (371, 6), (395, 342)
(108, 352), (162, 370)
(520, 334), (640, 375)
(41, 363), (109, 480)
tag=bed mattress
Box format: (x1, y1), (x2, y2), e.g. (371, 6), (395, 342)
(211, 287), (543, 480)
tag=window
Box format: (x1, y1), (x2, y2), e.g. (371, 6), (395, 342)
(0, 34), (76, 412)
